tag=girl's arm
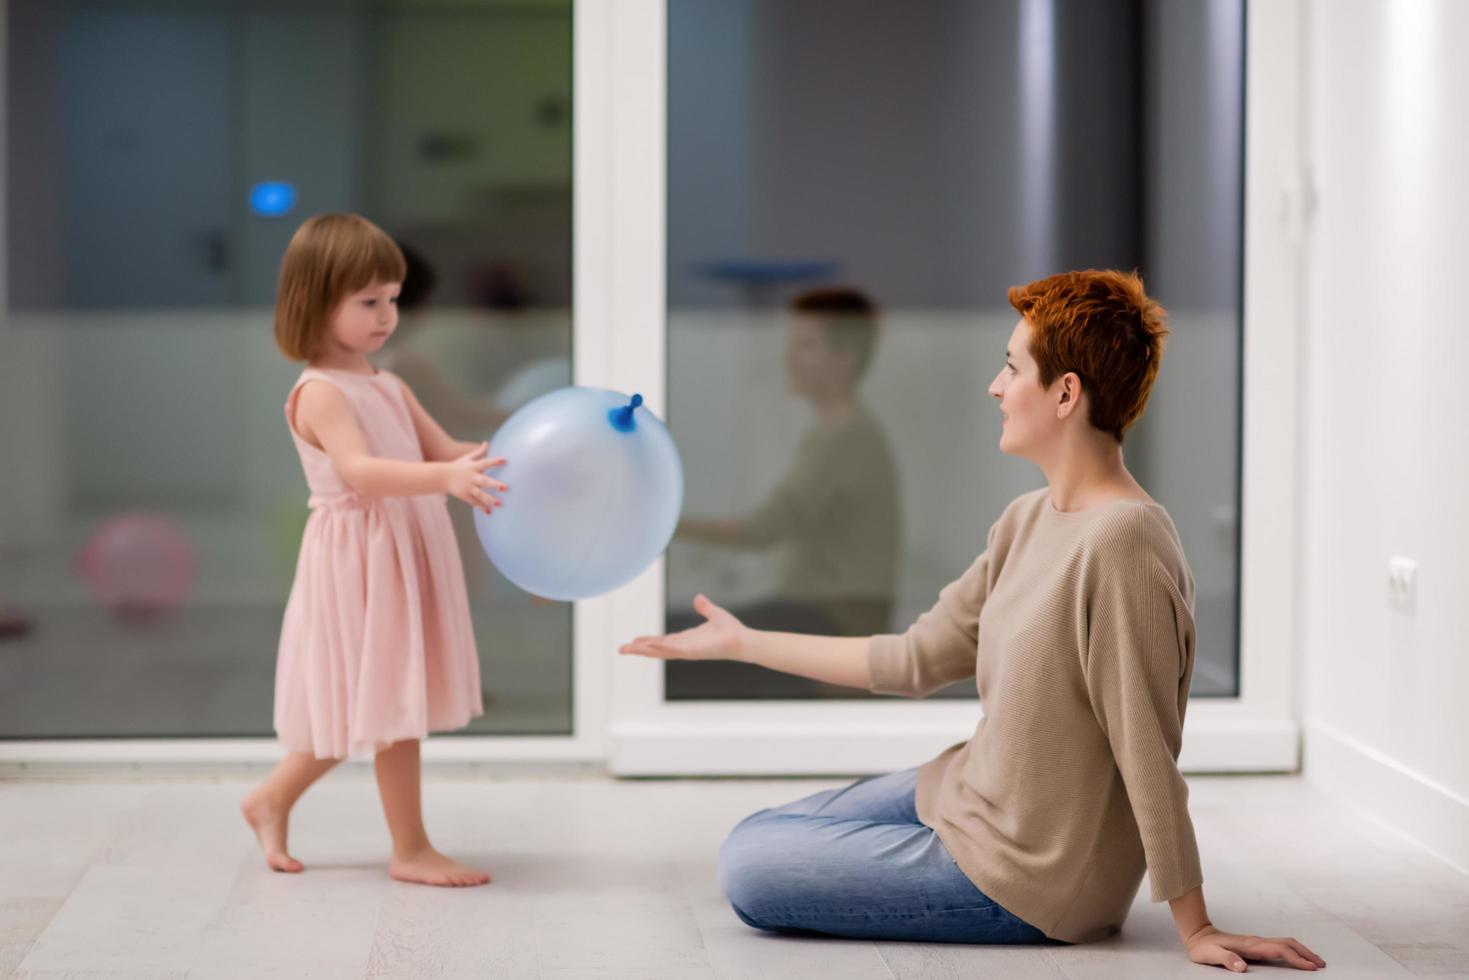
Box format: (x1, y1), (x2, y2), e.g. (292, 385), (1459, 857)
(394, 376), (500, 462)
(295, 380), (504, 510)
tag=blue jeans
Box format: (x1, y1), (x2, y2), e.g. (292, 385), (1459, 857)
(718, 768), (1051, 944)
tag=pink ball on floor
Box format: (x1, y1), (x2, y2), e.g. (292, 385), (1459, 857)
(75, 513), (197, 615)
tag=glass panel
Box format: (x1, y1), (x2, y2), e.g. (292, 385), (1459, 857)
(0, 0), (574, 737)
(665, 0), (1242, 699)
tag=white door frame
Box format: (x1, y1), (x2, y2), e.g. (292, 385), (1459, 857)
(0, 0), (628, 768)
(598, 0), (1307, 776)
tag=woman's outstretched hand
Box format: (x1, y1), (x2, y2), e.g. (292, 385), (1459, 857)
(1186, 926), (1326, 972)
(619, 594), (747, 662)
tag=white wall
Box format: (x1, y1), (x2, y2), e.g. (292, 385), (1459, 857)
(1297, 0), (1469, 872)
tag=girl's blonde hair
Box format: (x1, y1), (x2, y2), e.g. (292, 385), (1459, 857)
(274, 213), (407, 361)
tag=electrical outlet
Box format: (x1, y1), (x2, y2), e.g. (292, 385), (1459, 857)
(1387, 556), (1418, 613)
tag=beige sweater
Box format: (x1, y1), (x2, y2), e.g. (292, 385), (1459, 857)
(868, 488), (1202, 943)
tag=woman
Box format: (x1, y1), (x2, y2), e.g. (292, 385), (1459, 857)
(621, 271), (1325, 973)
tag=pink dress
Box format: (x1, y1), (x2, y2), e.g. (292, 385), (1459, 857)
(274, 366), (483, 759)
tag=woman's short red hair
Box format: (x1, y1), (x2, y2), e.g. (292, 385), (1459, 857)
(1007, 269), (1169, 442)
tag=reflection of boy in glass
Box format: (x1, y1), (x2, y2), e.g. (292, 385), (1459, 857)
(374, 243), (509, 599)
(670, 288), (900, 697)
(375, 243), (508, 438)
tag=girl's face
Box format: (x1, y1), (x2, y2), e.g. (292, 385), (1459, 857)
(987, 317), (1062, 458)
(330, 280), (401, 354)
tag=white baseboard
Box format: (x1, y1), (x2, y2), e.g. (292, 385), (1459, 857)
(0, 719), (1301, 779)
(1180, 718), (1301, 773)
(0, 735), (604, 771)
(1304, 718), (1469, 875)
(610, 717), (1300, 777)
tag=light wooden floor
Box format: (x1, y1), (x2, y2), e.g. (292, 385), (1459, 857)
(1, 769), (1466, 979)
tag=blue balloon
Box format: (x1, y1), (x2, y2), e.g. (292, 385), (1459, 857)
(475, 387), (683, 600)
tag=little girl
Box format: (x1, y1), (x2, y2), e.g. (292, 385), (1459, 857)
(242, 213), (506, 887)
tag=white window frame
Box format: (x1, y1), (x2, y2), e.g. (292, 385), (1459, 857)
(0, 0), (1305, 774)
(597, 0), (1306, 776)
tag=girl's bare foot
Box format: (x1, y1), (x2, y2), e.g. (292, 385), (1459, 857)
(241, 790), (304, 873)
(388, 846), (491, 887)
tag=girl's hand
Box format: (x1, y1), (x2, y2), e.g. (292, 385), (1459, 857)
(619, 594), (747, 661)
(1186, 926), (1326, 972)
(445, 443), (507, 515)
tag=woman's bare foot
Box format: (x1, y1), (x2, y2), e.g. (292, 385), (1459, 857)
(241, 790), (304, 873)
(388, 846), (491, 887)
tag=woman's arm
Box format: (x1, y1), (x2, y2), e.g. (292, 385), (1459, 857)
(1170, 886), (1326, 972)
(739, 624), (871, 689)
(619, 594), (872, 689)
(1080, 526), (1326, 973)
(625, 540), (1000, 696)
(295, 381), (504, 509)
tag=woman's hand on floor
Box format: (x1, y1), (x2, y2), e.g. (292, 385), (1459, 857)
(619, 594), (746, 661)
(1186, 925), (1326, 972)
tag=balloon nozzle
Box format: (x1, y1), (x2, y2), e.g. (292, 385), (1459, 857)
(610, 393), (644, 432)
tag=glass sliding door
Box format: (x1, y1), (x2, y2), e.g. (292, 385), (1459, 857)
(0, 0), (574, 740)
(663, 0), (1245, 703)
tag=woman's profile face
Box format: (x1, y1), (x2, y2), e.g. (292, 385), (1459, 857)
(988, 317), (1055, 457)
